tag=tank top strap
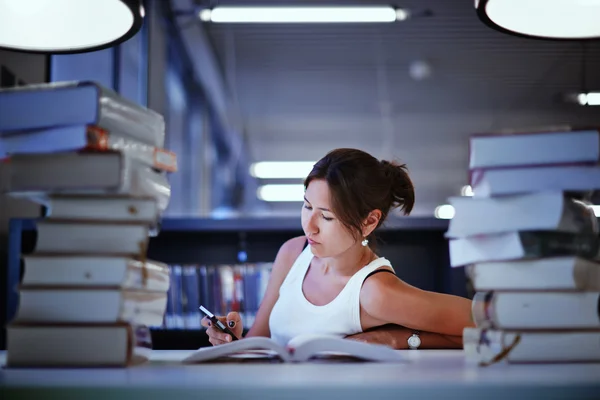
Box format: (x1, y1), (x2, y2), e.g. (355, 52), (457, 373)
(350, 257), (394, 286)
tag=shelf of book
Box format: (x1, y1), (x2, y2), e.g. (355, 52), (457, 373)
(3, 216), (459, 350)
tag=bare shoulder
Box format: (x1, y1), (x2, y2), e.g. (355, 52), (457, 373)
(360, 268), (406, 309)
(271, 235), (307, 275)
(279, 235), (307, 255)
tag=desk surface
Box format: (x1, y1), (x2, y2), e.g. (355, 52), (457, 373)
(1, 350), (599, 399)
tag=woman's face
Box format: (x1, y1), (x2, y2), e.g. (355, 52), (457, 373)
(301, 179), (357, 258)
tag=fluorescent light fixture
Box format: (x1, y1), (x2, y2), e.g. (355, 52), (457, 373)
(257, 184), (305, 202)
(0, 0), (144, 54)
(199, 6), (408, 23)
(434, 204), (455, 220)
(250, 161), (315, 179)
(577, 92), (600, 106)
(475, 0), (600, 40)
(461, 185), (474, 197)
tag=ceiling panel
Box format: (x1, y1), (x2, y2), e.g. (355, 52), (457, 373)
(199, 0), (600, 216)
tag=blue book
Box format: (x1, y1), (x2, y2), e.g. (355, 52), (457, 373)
(0, 81), (164, 147)
(182, 266), (201, 329)
(198, 266), (210, 315)
(171, 265), (185, 329)
(164, 266), (175, 328)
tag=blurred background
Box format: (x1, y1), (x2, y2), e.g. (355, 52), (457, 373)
(2, 0), (600, 221)
(1, 0), (600, 349)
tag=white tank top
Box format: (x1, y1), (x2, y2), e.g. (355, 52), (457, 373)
(268, 245), (394, 346)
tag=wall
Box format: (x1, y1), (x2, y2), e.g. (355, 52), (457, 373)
(0, 49), (48, 233)
(0, 49), (49, 349)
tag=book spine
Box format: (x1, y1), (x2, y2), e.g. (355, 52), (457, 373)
(86, 126), (177, 172)
(120, 155), (171, 213)
(198, 266), (209, 315)
(164, 266), (175, 328)
(182, 265), (201, 329)
(471, 291), (493, 328)
(520, 231), (600, 260)
(473, 291), (600, 329)
(124, 260), (170, 292)
(128, 324), (153, 365)
(557, 197), (599, 235)
(464, 327), (600, 364)
(171, 265), (185, 329)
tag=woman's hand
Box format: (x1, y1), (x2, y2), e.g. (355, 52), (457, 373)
(201, 311), (244, 346)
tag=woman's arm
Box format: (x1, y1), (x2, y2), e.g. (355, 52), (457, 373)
(244, 236), (307, 338)
(346, 324), (464, 349)
(360, 273), (474, 337)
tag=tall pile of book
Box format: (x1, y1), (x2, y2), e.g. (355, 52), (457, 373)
(445, 127), (600, 364)
(0, 81), (178, 367)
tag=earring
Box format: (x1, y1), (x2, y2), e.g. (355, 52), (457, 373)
(361, 238), (369, 247)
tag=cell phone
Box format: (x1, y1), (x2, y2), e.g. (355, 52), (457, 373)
(199, 305), (239, 341)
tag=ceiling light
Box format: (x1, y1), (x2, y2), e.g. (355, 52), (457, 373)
(199, 6), (408, 24)
(250, 162), (315, 179)
(461, 185), (474, 196)
(592, 205), (600, 217)
(475, 0), (600, 40)
(0, 0), (144, 54)
(577, 92), (600, 106)
(257, 184), (305, 202)
(434, 204), (455, 220)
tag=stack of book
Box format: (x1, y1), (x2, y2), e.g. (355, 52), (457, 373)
(0, 81), (177, 367)
(445, 127), (600, 364)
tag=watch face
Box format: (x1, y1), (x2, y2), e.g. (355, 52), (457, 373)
(408, 334), (421, 348)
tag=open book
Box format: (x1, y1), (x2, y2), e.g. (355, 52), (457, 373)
(182, 334), (406, 364)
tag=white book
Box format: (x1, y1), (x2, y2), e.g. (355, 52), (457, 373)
(469, 129), (600, 169)
(471, 165), (600, 197)
(6, 324), (152, 367)
(6, 151), (171, 213)
(471, 291), (600, 330)
(463, 327), (600, 364)
(14, 288), (168, 326)
(34, 220), (150, 255)
(44, 196), (160, 223)
(183, 334), (406, 364)
(0, 124), (177, 172)
(449, 231), (600, 267)
(446, 192), (597, 238)
(466, 256), (600, 291)
(21, 255), (170, 291)
(0, 81), (165, 147)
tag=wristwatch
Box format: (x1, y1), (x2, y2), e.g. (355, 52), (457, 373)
(407, 331), (421, 350)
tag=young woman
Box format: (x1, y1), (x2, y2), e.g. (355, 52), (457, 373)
(202, 148), (473, 349)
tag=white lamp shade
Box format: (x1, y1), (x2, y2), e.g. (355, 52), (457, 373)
(475, 0), (600, 40)
(0, 0), (144, 54)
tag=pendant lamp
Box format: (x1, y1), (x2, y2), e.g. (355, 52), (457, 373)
(475, 0), (600, 40)
(0, 0), (145, 54)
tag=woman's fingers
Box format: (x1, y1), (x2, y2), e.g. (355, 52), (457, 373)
(208, 336), (231, 346)
(226, 312), (243, 338)
(203, 315), (235, 345)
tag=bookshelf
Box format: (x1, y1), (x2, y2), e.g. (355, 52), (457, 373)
(3, 216), (459, 350)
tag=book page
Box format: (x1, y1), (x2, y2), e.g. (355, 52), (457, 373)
(182, 337), (291, 363)
(288, 335), (406, 363)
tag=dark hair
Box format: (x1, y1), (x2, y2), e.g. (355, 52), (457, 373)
(304, 148), (415, 243)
